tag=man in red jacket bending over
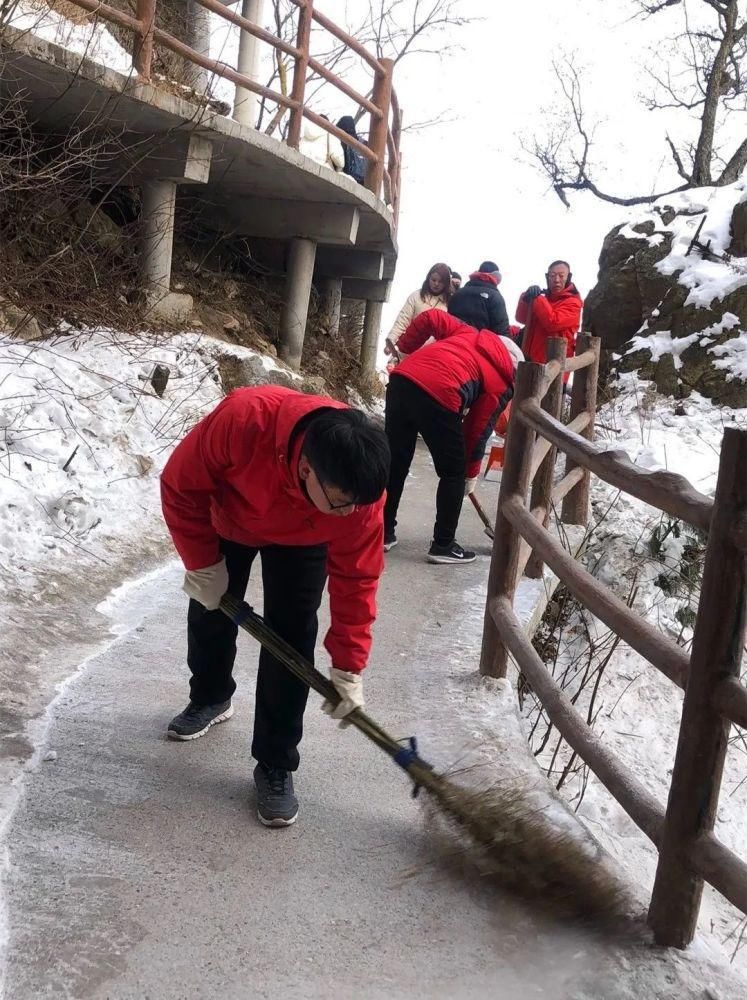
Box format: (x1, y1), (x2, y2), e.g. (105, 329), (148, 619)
(384, 310), (521, 563)
(160, 386), (390, 828)
(516, 259), (582, 367)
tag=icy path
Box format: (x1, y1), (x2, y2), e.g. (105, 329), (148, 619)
(2, 447), (744, 999)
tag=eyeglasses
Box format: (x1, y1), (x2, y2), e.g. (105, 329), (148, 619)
(318, 478), (357, 511)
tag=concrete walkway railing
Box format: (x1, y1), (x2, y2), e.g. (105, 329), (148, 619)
(58, 0), (402, 220)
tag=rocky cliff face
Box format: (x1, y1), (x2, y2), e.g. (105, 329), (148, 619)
(583, 182), (747, 407)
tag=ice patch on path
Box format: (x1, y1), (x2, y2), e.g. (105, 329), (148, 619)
(0, 560), (178, 996)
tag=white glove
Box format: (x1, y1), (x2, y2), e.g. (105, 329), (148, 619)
(183, 557), (228, 611)
(322, 667), (364, 726)
(464, 477), (478, 496)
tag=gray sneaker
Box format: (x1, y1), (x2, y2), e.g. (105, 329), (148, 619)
(253, 762), (299, 827)
(167, 699), (233, 740)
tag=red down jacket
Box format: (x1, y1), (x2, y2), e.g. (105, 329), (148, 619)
(392, 311), (515, 478)
(160, 386), (385, 673)
(516, 284), (583, 366)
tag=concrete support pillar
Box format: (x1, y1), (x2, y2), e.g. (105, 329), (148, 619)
(279, 238), (317, 371)
(319, 277), (342, 337)
(360, 299), (384, 377)
(185, 0), (212, 94)
(234, 0), (264, 128)
(141, 179), (176, 301)
(141, 180), (193, 323)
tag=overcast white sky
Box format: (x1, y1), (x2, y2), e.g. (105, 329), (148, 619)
(233, 0), (740, 341)
(378, 0), (686, 332)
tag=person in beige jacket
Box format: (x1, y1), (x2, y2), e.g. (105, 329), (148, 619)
(384, 262), (452, 358)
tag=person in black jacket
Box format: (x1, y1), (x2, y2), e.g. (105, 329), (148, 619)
(336, 115), (366, 184)
(448, 260), (509, 335)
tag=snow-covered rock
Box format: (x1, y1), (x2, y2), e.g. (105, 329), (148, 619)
(584, 180), (747, 406)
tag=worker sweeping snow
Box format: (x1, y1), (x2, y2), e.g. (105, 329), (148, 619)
(160, 385), (390, 828)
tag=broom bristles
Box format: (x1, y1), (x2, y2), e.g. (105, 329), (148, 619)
(409, 763), (630, 921)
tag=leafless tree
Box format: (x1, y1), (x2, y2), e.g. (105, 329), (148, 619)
(257, 0), (474, 137)
(529, 0), (747, 207)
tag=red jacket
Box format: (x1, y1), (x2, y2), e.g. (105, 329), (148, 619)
(160, 386), (385, 673)
(391, 311), (515, 478)
(517, 285), (583, 367)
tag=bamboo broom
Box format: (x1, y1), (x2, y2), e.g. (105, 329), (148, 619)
(220, 594), (630, 921)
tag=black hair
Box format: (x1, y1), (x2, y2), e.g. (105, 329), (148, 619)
(336, 115), (359, 139)
(451, 271), (462, 281)
(301, 408), (390, 504)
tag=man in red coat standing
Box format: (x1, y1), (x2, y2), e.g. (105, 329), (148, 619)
(160, 386), (390, 828)
(516, 260), (582, 367)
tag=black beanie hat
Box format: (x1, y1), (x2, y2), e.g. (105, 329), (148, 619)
(478, 260), (500, 273)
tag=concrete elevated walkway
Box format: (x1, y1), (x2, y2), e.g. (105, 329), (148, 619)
(1, 24), (395, 356)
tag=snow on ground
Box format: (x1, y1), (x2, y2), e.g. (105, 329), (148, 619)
(0, 328), (294, 595)
(494, 374), (747, 974)
(6, 0), (133, 74)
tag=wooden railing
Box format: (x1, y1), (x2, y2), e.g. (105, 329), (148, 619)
(60, 0), (401, 216)
(480, 334), (747, 949)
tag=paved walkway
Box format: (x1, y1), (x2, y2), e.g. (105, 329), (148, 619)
(3, 446), (744, 1000)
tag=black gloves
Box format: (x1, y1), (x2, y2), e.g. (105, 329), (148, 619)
(524, 285), (543, 303)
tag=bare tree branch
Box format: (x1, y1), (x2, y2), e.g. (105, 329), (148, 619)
(529, 0), (747, 207)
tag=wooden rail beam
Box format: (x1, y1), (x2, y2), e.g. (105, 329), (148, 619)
(527, 338), (567, 579)
(134, 0), (155, 79)
(150, 27), (298, 108)
(366, 58), (393, 197)
(490, 595), (665, 844)
(503, 495), (691, 690)
(564, 348), (598, 374)
(528, 411), (590, 483)
(562, 334), (600, 525)
(649, 426), (747, 948)
(689, 833), (747, 918)
(712, 675), (747, 730)
(309, 6), (385, 72)
(479, 362), (545, 678)
(306, 56), (382, 118)
(287, 0), (313, 149)
(520, 400), (715, 534)
(193, 0), (302, 59)
(302, 109), (376, 162)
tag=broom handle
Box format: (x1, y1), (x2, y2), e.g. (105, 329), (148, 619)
(220, 594), (410, 763)
(468, 492), (494, 533)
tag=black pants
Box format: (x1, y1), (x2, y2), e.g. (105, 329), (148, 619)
(186, 538), (327, 771)
(383, 376), (465, 547)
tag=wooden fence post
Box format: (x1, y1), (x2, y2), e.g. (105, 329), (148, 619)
(133, 0), (155, 80)
(365, 57), (393, 198)
(526, 337), (567, 579)
(286, 0), (313, 149)
(479, 361), (545, 678)
(648, 427), (747, 948)
(561, 334), (601, 525)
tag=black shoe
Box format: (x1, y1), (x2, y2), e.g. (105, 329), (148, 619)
(253, 763), (298, 827)
(167, 699), (233, 740)
(384, 531), (398, 552)
(427, 541), (476, 564)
